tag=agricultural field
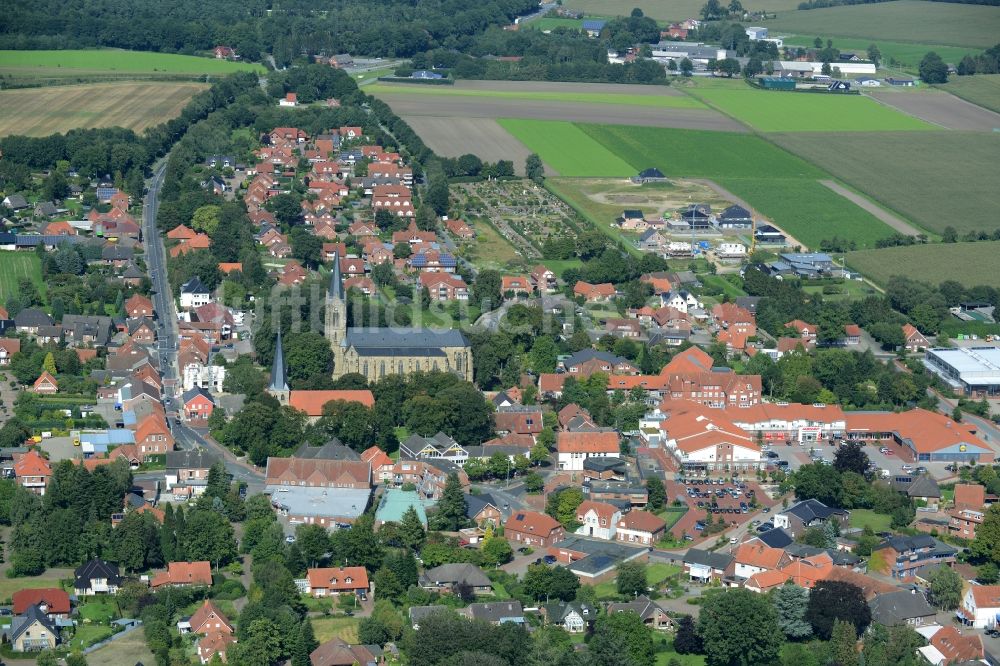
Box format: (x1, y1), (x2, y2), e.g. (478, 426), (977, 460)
(767, 1), (1000, 49)
(0, 82), (208, 137)
(847, 242), (1000, 288)
(498, 119), (636, 177)
(526, 17), (589, 31)
(579, 123), (897, 248)
(941, 74), (1000, 115)
(773, 131), (1000, 236)
(690, 86), (933, 132)
(562, 0), (801, 21)
(368, 81), (705, 108)
(866, 89), (1000, 131)
(0, 49), (263, 85)
(0, 252), (44, 303)
(781, 36), (975, 72)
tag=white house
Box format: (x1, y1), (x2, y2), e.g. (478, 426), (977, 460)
(179, 277), (211, 309)
(182, 362), (226, 392)
(556, 431), (620, 471)
(660, 290), (702, 314)
(960, 585), (1000, 628)
(574, 501), (621, 540)
(716, 243), (747, 258)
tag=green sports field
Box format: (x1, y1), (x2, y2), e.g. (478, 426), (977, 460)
(773, 131), (1000, 236)
(941, 74), (1000, 115)
(767, 1), (1000, 49)
(498, 119), (636, 177)
(368, 83), (704, 108)
(0, 49), (264, 77)
(501, 120), (897, 249)
(781, 36), (976, 73)
(847, 242), (1000, 288)
(690, 87), (933, 132)
(0, 252), (44, 302)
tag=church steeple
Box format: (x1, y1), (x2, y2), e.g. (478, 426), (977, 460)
(328, 251), (345, 301)
(268, 329), (289, 402)
(325, 252), (346, 350)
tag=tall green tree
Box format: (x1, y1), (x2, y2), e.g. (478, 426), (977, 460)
(589, 611), (655, 666)
(397, 506), (426, 551)
(927, 565), (963, 609)
(698, 589), (783, 666)
(772, 583), (812, 639)
(616, 561), (648, 598)
(830, 619), (858, 666)
(919, 51), (948, 83)
(806, 580), (870, 639)
(430, 473), (468, 531)
(646, 477), (666, 512)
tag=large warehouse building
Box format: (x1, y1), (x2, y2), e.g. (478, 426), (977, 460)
(924, 347), (1000, 397)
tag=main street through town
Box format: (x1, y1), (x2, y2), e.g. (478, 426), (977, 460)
(142, 160), (264, 490)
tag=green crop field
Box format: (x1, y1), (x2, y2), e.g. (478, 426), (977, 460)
(527, 17), (588, 31)
(941, 74), (1000, 115)
(0, 252), (44, 302)
(782, 36), (976, 72)
(0, 49), (264, 74)
(563, 0), (801, 21)
(773, 131), (1000, 235)
(690, 87), (933, 132)
(847, 241), (1000, 288)
(767, 1), (1000, 49)
(498, 119), (636, 176)
(505, 121), (897, 248)
(369, 83), (704, 108)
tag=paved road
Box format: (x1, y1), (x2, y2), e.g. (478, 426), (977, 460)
(141, 161), (264, 486)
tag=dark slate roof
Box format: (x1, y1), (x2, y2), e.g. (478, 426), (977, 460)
(180, 276), (209, 294)
(784, 543), (859, 566)
(420, 563), (492, 588)
(344, 327), (469, 350)
(719, 205), (752, 220)
(102, 245), (134, 261)
(544, 601), (593, 623)
(562, 349), (628, 369)
(14, 307), (54, 328)
(182, 386), (214, 405)
(465, 493), (500, 520)
(328, 251), (345, 300)
(875, 535), (955, 557)
(8, 604), (59, 644)
(781, 499), (847, 523)
(683, 548), (734, 570)
(466, 601), (524, 623)
(269, 330), (289, 393)
(754, 527), (794, 549)
(583, 457), (627, 473)
(75, 558), (121, 588)
(122, 263), (145, 279)
(408, 605), (448, 625)
(868, 590), (936, 626)
(891, 475), (941, 498)
(637, 167), (664, 178)
(295, 439), (361, 461)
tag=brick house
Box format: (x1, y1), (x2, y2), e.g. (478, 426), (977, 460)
(182, 387), (215, 422)
(504, 510), (565, 548)
(150, 561), (213, 588)
(903, 323), (930, 352)
(615, 510), (667, 546)
(306, 567), (370, 598)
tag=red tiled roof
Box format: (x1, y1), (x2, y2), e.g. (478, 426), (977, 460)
(617, 510), (667, 533)
(307, 566), (369, 591)
(970, 585), (1000, 609)
(734, 541), (787, 569)
(557, 431), (619, 454)
(14, 450), (51, 478)
(955, 484), (986, 509)
(576, 500), (619, 523)
(361, 446), (393, 470)
(931, 626), (984, 663)
(288, 390), (375, 416)
(189, 599), (233, 635)
(505, 510), (562, 536)
(151, 561), (212, 587)
(12, 588), (71, 615)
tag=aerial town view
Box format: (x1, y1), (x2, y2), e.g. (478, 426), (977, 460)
(0, 0), (999, 664)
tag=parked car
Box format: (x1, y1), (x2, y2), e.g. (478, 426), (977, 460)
(543, 555), (557, 565)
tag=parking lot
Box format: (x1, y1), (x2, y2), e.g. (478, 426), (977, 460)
(666, 478), (778, 543)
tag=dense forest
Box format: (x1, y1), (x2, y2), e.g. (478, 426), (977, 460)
(0, 0), (539, 64)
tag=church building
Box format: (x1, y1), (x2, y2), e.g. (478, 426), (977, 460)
(325, 254), (473, 382)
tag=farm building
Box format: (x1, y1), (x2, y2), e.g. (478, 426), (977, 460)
(759, 77), (796, 91)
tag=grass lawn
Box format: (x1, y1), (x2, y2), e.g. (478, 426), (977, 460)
(774, 131), (1000, 237)
(690, 86), (933, 132)
(368, 83), (704, 109)
(498, 119), (636, 177)
(849, 509), (893, 532)
(0, 569), (69, 603)
(655, 650), (707, 666)
(312, 615), (360, 643)
(767, 1), (1000, 49)
(941, 74), (1000, 115)
(782, 36), (976, 73)
(589, 563), (681, 599)
(86, 630), (155, 666)
(700, 274), (746, 300)
(463, 215), (523, 270)
(78, 599), (118, 623)
(847, 241), (1000, 288)
(69, 623), (114, 651)
(0, 252), (44, 303)
(0, 49), (264, 75)
(658, 508), (689, 532)
(542, 259), (583, 277)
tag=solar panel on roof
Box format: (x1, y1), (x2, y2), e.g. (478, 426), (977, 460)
(515, 513), (525, 521)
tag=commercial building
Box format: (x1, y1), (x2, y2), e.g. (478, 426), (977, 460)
(924, 347), (1000, 397)
(846, 409), (993, 463)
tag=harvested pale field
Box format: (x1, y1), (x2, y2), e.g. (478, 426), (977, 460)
(453, 80), (690, 96)
(402, 116), (549, 175)
(371, 80), (700, 107)
(0, 81), (207, 136)
(374, 94), (746, 131)
(867, 90), (1000, 131)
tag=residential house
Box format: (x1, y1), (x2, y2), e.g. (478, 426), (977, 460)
(0, 338), (21, 366)
(182, 387), (215, 421)
(716, 205), (753, 229)
(504, 510), (565, 548)
(444, 218), (474, 239)
(959, 585), (1000, 628)
(615, 510), (667, 546)
(125, 294), (155, 319)
(7, 605), (60, 652)
(561, 349), (639, 376)
(12, 589), (71, 620)
(574, 281), (616, 302)
(14, 450), (51, 495)
(950, 507), (985, 540)
(309, 638), (383, 666)
(903, 324), (930, 352)
(530, 265), (557, 293)
(920, 626), (984, 665)
(419, 564), (493, 595)
(773, 499), (849, 537)
(465, 493), (503, 528)
(180, 277), (211, 309)
(606, 596), (674, 630)
(494, 406), (542, 440)
(279, 92), (298, 106)
(631, 167), (666, 184)
(151, 561), (213, 588)
(306, 567), (370, 598)
(198, 632), (237, 664)
(73, 558), (122, 596)
(265, 458), (371, 490)
(14, 308), (54, 335)
(501, 275), (533, 298)
(869, 589), (936, 627)
(464, 601), (525, 625)
(544, 601), (592, 633)
(890, 474), (941, 509)
(556, 431), (620, 471)
(166, 449), (221, 496)
(419, 273), (469, 301)
(361, 446), (394, 483)
(401, 432), (469, 464)
(954, 483), (988, 510)
(873, 535), (957, 580)
(606, 318), (643, 339)
(133, 414), (174, 457)
(575, 500), (621, 540)
(181, 599), (234, 636)
(733, 541), (791, 580)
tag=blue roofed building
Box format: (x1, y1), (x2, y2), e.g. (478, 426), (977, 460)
(583, 19), (607, 36)
(411, 70), (443, 80)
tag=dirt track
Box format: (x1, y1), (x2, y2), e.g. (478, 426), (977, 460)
(819, 180), (921, 236)
(379, 94), (748, 132)
(402, 116), (554, 176)
(867, 90), (1000, 131)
